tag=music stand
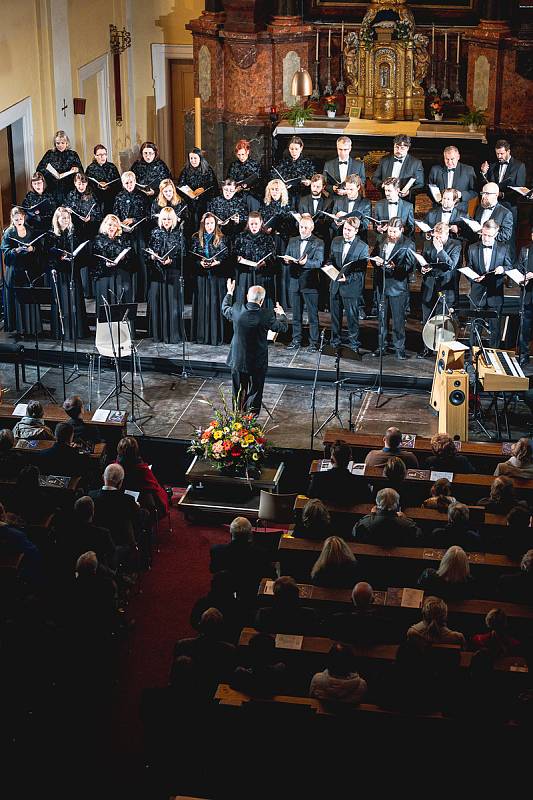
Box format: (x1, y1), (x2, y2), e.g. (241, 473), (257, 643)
(315, 343), (360, 435)
(15, 286), (57, 404)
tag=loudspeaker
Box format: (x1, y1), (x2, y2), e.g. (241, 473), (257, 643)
(430, 341), (469, 412)
(438, 372), (469, 441)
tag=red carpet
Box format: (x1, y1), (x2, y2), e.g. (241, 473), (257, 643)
(112, 490), (229, 754)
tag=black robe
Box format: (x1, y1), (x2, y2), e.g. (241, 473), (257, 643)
(91, 233), (133, 317)
(190, 232), (230, 345)
(131, 158), (171, 194)
(21, 190), (56, 233)
(227, 157), (263, 199)
(46, 228), (89, 340)
(35, 148), (83, 203)
(207, 194), (247, 238)
(176, 163), (218, 229)
(271, 154), (315, 206)
(0, 226), (43, 334)
(85, 160), (121, 214)
(113, 189), (147, 300)
(233, 230), (277, 304)
(147, 227), (184, 344)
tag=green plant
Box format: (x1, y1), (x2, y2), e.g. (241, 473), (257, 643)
(282, 102), (313, 126)
(323, 96), (337, 112)
(458, 108), (486, 127)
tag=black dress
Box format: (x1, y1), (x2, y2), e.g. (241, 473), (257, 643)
(207, 194), (247, 239)
(227, 157), (263, 201)
(21, 190), (56, 233)
(271, 154), (315, 207)
(259, 200), (296, 308)
(0, 226), (43, 334)
(190, 232), (230, 345)
(113, 189), (147, 300)
(131, 157), (171, 194)
(47, 228), (89, 340)
(147, 227), (184, 343)
(233, 230), (277, 305)
(64, 188), (102, 297)
(85, 160), (121, 214)
(35, 148), (83, 203)
(176, 164), (218, 230)
(92, 233), (133, 318)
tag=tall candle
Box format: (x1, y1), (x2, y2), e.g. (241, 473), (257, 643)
(328, 28), (331, 57)
(341, 22), (344, 51)
(456, 32), (460, 64)
(432, 24), (435, 56)
(444, 30), (448, 61)
(316, 30), (319, 61)
(194, 97), (201, 149)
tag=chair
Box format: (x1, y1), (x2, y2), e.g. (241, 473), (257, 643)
(94, 319), (143, 394)
(256, 490), (298, 533)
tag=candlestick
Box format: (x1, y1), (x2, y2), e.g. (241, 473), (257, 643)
(444, 30), (448, 61)
(432, 24), (435, 56)
(341, 22), (344, 51)
(315, 30), (319, 61)
(456, 32), (460, 64)
(328, 28), (331, 58)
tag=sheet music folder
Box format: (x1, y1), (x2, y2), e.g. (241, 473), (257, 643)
(15, 287), (52, 305)
(97, 303), (138, 324)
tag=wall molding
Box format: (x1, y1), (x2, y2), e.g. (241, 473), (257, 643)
(151, 43), (194, 164)
(0, 97), (35, 185)
(78, 54), (113, 164)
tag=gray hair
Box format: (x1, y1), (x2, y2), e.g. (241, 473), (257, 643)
(376, 487), (400, 512)
(247, 285), (266, 304)
(75, 550), (98, 576)
(229, 516), (252, 541)
(104, 463), (124, 488)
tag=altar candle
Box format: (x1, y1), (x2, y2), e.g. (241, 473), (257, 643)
(341, 22), (344, 51)
(456, 32), (460, 64)
(444, 30), (448, 61)
(432, 24), (435, 55)
(328, 28), (331, 57)
(316, 30), (319, 61)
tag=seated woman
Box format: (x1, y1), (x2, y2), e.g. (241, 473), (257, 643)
(407, 595), (466, 648)
(494, 438), (533, 479)
(230, 632), (287, 698)
(310, 536), (362, 589)
(309, 643), (367, 705)
(421, 477), (457, 512)
(416, 545), (474, 601)
(293, 498), (331, 540)
(63, 395), (101, 445)
(12, 400), (54, 440)
(380, 456), (407, 506)
(115, 436), (169, 519)
(472, 608), (521, 657)
(478, 475), (526, 516)
(424, 433), (474, 474)
(10, 465), (54, 524)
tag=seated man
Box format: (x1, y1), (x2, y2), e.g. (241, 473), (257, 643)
(67, 495), (117, 570)
(63, 395), (101, 446)
(328, 581), (396, 644)
(210, 516), (275, 603)
(90, 463), (141, 569)
(254, 575), (321, 635)
(33, 422), (90, 478)
(424, 432), (474, 474)
(364, 426), (419, 469)
(425, 502), (482, 553)
(308, 440), (371, 506)
(0, 501), (43, 587)
(0, 428), (23, 479)
(353, 487), (421, 546)
(12, 399), (54, 441)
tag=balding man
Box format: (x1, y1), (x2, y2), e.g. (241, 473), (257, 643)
(90, 463), (141, 568)
(428, 146), (477, 213)
(470, 182), (513, 245)
(210, 516), (275, 602)
(328, 581), (396, 644)
(282, 214), (324, 351)
(222, 280), (288, 415)
(364, 427), (419, 469)
(353, 488), (421, 546)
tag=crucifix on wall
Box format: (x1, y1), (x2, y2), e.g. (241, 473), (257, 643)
(61, 99), (68, 117)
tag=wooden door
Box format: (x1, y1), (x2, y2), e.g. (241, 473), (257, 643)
(170, 60), (194, 174)
(0, 126), (14, 226)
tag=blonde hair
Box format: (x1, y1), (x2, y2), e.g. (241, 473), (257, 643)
(156, 178), (179, 208)
(9, 206), (26, 226)
(436, 545), (470, 583)
(310, 535), (355, 579)
(99, 214), (122, 236)
(421, 596), (448, 639)
(54, 130), (70, 148)
(121, 171), (136, 187)
(264, 179), (289, 207)
(512, 437), (532, 466)
(158, 206), (178, 231)
(52, 207), (73, 236)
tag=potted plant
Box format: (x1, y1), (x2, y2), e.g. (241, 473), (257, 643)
(458, 108), (486, 132)
(429, 96), (444, 122)
(281, 102), (313, 128)
(324, 96), (337, 118)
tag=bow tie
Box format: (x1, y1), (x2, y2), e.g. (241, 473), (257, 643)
(301, 237), (310, 242)
(389, 202), (398, 206)
(394, 158), (404, 164)
(339, 161), (348, 165)
(499, 160), (510, 165)
(482, 245), (493, 250)
(343, 239), (353, 245)
(447, 168), (455, 173)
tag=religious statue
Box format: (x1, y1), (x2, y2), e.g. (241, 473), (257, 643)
(343, 0), (428, 121)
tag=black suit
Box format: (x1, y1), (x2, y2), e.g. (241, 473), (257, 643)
(428, 162), (477, 213)
(284, 234), (324, 346)
(297, 194), (332, 245)
(210, 539), (275, 602)
(33, 442), (90, 478)
(308, 465), (371, 507)
(372, 235), (416, 353)
(420, 238), (462, 322)
(516, 245), (533, 356)
(328, 235), (369, 350)
(323, 156), (365, 192)
(472, 203), (513, 244)
(423, 206), (464, 237)
(467, 240), (512, 346)
(372, 153), (424, 199)
(222, 294), (288, 413)
(481, 156), (526, 210)
(330, 196), (372, 241)
(375, 198), (414, 237)
(90, 487), (142, 568)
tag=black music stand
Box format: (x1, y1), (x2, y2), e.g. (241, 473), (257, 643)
(315, 343), (361, 435)
(14, 286), (57, 404)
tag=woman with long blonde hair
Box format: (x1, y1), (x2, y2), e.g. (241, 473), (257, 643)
(146, 206), (184, 343)
(416, 544), (474, 601)
(190, 212), (229, 345)
(35, 129), (83, 203)
(310, 535), (362, 588)
(47, 207), (89, 339)
(92, 213), (133, 316)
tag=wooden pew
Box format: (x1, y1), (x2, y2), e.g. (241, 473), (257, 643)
(14, 439), (106, 463)
(322, 428), (513, 472)
(0, 475), (80, 514)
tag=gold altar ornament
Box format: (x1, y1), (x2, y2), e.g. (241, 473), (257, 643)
(344, 0), (429, 122)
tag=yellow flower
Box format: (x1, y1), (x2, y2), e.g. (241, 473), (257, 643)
(223, 427), (230, 434)
(213, 430), (223, 440)
(252, 452), (259, 461)
(242, 442), (249, 448)
(245, 434), (255, 444)
(233, 423), (242, 431)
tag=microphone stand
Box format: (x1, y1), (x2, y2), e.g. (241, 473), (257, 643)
(515, 274), (528, 358)
(175, 219), (194, 379)
(309, 329), (325, 449)
(65, 231), (82, 384)
(50, 269), (67, 400)
(470, 319), (493, 439)
(99, 295), (121, 412)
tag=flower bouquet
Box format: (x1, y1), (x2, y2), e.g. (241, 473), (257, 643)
(429, 97), (444, 120)
(189, 395), (270, 476)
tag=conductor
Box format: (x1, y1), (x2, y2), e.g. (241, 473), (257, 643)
(222, 280), (288, 415)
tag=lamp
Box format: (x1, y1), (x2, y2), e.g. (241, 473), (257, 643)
(291, 67), (313, 97)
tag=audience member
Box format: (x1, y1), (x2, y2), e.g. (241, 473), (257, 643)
(478, 476), (526, 515)
(70, 550), (119, 638)
(309, 643), (368, 704)
(308, 441), (370, 506)
(0, 501), (42, 587)
(421, 477), (457, 512)
(171, 608), (236, 697)
(33, 422), (90, 478)
(310, 536), (362, 588)
(497, 506), (533, 559)
(425, 502), (482, 552)
(364, 427), (419, 469)
(380, 456), (407, 504)
(353, 488), (421, 546)
(116, 437), (169, 519)
(494, 438), (533, 479)
(10, 464), (53, 523)
(0, 428), (23, 479)
(407, 595), (466, 648)
(293, 498), (331, 540)
(230, 632), (287, 697)
(66, 496), (117, 570)
(416, 545), (474, 601)
(63, 395), (101, 445)
(472, 608), (521, 657)
(190, 570), (246, 644)
(254, 575), (321, 635)
(328, 581), (395, 644)
(424, 433), (474, 474)
(498, 549), (533, 603)
(210, 516), (275, 603)
(91, 463), (141, 570)
(12, 400), (54, 440)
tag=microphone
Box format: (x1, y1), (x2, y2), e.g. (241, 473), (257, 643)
(51, 269), (57, 282)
